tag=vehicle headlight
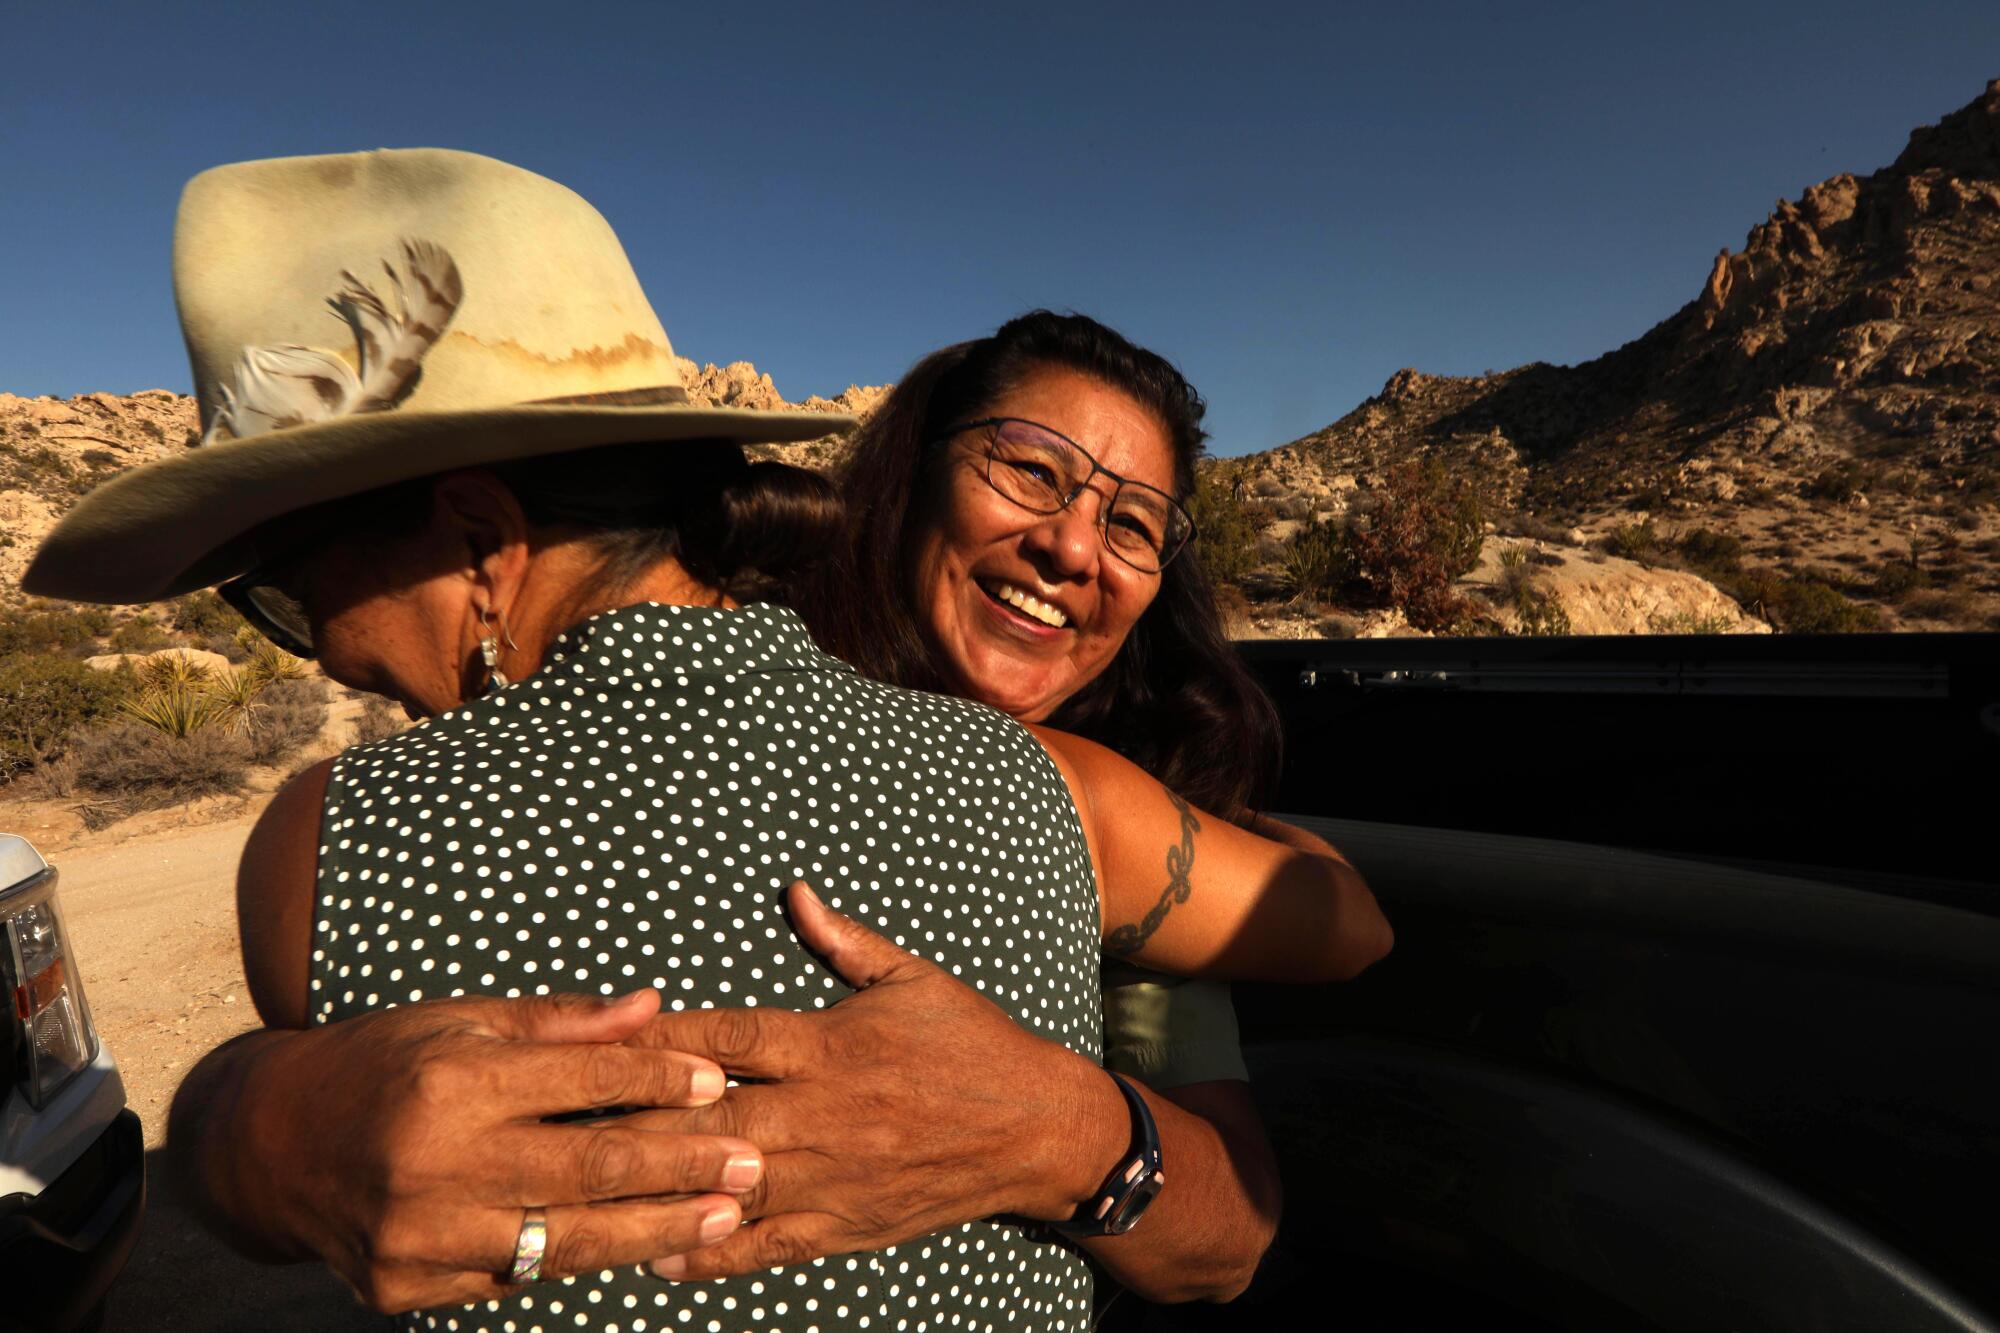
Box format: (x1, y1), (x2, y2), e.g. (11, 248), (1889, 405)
(2, 858), (99, 1109)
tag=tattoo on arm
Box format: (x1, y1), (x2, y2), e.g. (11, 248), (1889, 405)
(1105, 791), (1201, 957)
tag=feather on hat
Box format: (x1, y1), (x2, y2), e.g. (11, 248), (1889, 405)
(25, 148), (851, 603)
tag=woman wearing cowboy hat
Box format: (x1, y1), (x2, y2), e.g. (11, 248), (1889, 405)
(29, 148), (1386, 1329)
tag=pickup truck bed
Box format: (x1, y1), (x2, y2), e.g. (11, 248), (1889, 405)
(1211, 632), (2000, 1332)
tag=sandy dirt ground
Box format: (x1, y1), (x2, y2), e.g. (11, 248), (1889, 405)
(51, 804), (378, 1330)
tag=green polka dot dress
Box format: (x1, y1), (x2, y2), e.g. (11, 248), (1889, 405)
(312, 603), (1103, 1332)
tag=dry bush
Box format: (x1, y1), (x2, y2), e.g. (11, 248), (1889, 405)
(0, 654), (131, 780)
(1343, 459), (1485, 631)
(1501, 512), (1571, 544)
(1281, 520), (1351, 602)
(1720, 568), (1886, 633)
(70, 721), (252, 815)
(1649, 609), (1736, 635)
(243, 637), (308, 685)
(1899, 588), (1979, 625)
(168, 589), (246, 640)
(353, 693), (409, 745)
(137, 652), (213, 691)
(1506, 579), (1572, 636)
(121, 683), (224, 737)
(249, 677), (329, 765)
(1187, 474), (1261, 588)
(1494, 544), (1535, 602)
(110, 615), (175, 653)
(0, 602), (114, 657)
(1605, 521), (1661, 563)
(205, 668), (266, 736)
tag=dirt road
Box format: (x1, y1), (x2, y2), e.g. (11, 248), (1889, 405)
(56, 810), (377, 1331)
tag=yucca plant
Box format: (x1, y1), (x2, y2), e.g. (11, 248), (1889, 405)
(243, 637), (308, 685)
(137, 650), (213, 692)
(121, 683), (225, 738)
(201, 667), (267, 735)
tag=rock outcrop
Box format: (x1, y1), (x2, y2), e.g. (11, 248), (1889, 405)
(1220, 78), (2000, 633)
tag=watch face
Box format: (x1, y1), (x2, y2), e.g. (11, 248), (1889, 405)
(1107, 1171), (1166, 1235)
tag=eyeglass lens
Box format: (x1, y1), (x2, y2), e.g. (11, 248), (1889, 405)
(227, 580), (315, 658)
(982, 421), (1190, 570)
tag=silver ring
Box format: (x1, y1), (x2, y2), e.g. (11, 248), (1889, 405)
(509, 1207), (548, 1283)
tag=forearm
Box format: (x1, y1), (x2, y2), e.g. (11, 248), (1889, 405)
(1238, 810), (1349, 864)
(166, 1026), (318, 1264)
(1079, 1079), (1280, 1303)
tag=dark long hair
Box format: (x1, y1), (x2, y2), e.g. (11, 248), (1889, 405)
(803, 311), (1281, 818)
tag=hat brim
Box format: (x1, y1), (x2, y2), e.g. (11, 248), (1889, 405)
(23, 402), (855, 603)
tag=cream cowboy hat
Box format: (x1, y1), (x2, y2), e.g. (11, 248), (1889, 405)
(24, 148), (852, 603)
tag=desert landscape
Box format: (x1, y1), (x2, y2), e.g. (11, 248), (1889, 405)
(3, 78), (1998, 1328)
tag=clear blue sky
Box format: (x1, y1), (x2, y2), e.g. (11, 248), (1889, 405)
(3, 2), (1997, 456)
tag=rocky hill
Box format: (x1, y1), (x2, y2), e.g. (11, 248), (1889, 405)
(1221, 79), (2000, 633)
(0, 360), (884, 598)
(9, 84), (1999, 637)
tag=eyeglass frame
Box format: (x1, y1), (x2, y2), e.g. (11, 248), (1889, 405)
(215, 516), (334, 660)
(217, 566), (316, 659)
(936, 417), (1198, 573)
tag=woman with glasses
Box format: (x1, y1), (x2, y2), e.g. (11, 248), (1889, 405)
(737, 310), (1384, 1313)
(113, 153), (1389, 1328)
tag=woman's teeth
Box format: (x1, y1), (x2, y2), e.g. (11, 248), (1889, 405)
(989, 581), (1068, 628)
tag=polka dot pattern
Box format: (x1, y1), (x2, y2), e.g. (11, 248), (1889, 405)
(312, 603), (1102, 1332)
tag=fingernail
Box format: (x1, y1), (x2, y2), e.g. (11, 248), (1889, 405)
(723, 1153), (761, 1191)
(700, 1204), (738, 1244)
(651, 1254), (688, 1280)
(794, 882), (820, 908)
(607, 987), (651, 1007)
(691, 1066), (726, 1103)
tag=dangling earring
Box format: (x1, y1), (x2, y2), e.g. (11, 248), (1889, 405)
(477, 607), (515, 692)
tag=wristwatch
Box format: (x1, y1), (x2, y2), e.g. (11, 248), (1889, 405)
(1051, 1071), (1165, 1236)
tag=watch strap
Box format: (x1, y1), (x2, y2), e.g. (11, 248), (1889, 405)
(1049, 1071), (1165, 1237)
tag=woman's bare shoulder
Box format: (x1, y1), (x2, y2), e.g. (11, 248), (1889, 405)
(237, 756), (337, 1029)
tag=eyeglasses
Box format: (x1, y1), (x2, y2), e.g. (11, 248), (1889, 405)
(218, 549), (317, 659)
(941, 418), (1197, 573)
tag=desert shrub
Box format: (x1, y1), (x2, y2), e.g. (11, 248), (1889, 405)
(1186, 474), (1260, 588)
(1870, 561), (1927, 598)
(1493, 543), (1536, 603)
(1648, 610), (1736, 634)
(1342, 459), (1484, 631)
(10, 444), (74, 484)
(1675, 527), (1744, 574)
(1724, 568), (1885, 633)
(1802, 462), (1883, 502)
(121, 683), (225, 737)
(70, 721), (252, 812)
(1899, 589), (1979, 625)
(33, 753), (81, 800)
(248, 676), (329, 764)
(1511, 585), (1572, 636)
(206, 632), (251, 662)
(204, 668), (266, 735)
(1605, 521), (1660, 563)
(243, 637), (308, 685)
(169, 589), (246, 640)
(353, 697), (402, 745)
(136, 651), (214, 691)
(110, 615), (175, 653)
(353, 694), (410, 745)
(1500, 512), (1571, 544)
(0, 602), (114, 658)
(1281, 520), (1351, 601)
(0, 654), (131, 779)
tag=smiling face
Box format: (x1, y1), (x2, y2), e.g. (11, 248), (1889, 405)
(908, 365), (1179, 723)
